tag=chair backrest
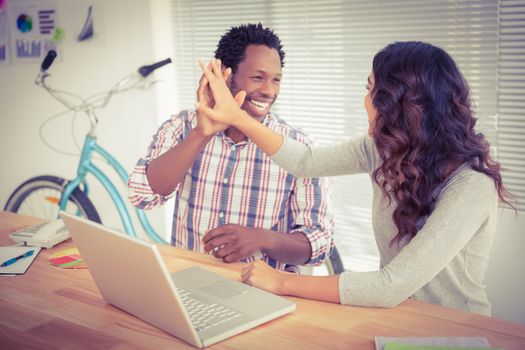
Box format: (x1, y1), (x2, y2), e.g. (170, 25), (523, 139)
(326, 245), (345, 275)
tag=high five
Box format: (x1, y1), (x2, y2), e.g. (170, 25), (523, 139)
(198, 41), (515, 315)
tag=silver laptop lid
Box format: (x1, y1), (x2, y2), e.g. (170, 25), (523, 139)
(59, 212), (203, 348)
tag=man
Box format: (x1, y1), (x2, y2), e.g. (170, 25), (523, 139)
(128, 23), (333, 272)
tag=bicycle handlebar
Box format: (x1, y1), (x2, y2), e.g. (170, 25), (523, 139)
(138, 57), (172, 77)
(36, 50), (172, 107)
(41, 50), (57, 71)
(36, 50), (172, 136)
(39, 50), (172, 77)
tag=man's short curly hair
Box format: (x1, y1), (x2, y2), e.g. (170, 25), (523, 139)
(214, 23), (285, 73)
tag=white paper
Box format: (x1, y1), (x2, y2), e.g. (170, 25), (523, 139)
(0, 246), (41, 275)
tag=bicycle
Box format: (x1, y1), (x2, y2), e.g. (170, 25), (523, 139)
(4, 50), (344, 274)
(4, 50), (171, 243)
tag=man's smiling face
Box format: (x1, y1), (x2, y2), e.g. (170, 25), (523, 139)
(229, 44), (282, 121)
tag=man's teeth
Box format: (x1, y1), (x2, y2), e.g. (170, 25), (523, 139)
(249, 99), (269, 111)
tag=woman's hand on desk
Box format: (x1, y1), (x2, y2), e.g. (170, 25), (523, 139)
(241, 260), (341, 303)
(241, 260), (288, 294)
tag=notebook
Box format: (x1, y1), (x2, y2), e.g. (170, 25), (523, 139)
(60, 212), (295, 348)
(0, 246), (41, 275)
(375, 336), (493, 350)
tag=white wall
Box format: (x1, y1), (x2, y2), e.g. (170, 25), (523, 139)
(0, 0), (174, 241)
(486, 210), (525, 324)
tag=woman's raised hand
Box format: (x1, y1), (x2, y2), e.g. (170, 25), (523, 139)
(194, 62), (232, 137)
(197, 59), (247, 127)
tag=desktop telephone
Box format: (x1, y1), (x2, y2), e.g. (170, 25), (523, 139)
(9, 219), (70, 248)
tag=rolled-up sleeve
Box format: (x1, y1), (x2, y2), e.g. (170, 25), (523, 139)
(288, 174), (334, 265)
(283, 125), (335, 266)
(128, 113), (189, 210)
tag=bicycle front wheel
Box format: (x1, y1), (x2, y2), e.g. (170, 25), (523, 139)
(4, 175), (101, 223)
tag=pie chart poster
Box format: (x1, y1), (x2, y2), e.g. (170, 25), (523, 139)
(8, 1), (59, 63)
(0, 0), (7, 64)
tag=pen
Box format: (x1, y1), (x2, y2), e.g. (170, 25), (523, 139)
(0, 250), (35, 267)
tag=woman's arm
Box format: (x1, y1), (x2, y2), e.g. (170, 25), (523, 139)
(243, 170), (498, 308)
(198, 59), (371, 177)
(241, 261), (341, 303)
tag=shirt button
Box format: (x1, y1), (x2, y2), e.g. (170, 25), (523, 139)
(219, 212), (224, 218)
(223, 178), (229, 184)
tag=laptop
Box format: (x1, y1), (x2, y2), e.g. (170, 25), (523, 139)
(60, 212), (295, 348)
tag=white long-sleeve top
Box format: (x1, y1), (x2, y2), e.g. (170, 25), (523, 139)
(271, 134), (498, 315)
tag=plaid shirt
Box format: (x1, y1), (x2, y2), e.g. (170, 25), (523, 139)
(128, 110), (334, 272)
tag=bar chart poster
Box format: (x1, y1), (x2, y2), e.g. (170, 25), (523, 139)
(8, 2), (59, 63)
(0, 0), (8, 64)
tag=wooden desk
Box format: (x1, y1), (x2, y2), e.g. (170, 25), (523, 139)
(1, 212), (524, 349)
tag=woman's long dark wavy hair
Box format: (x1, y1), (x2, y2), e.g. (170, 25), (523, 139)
(370, 41), (515, 243)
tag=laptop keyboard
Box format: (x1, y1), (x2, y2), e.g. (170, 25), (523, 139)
(176, 287), (242, 332)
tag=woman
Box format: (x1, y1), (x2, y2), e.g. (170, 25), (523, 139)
(197, 41), (514, 315)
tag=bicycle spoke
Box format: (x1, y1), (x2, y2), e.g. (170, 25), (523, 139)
(5, 176), (101, 225)
(17, 188), (62, 220)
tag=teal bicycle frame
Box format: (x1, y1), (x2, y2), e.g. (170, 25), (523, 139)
(59, 134), (167, 244)
(34, 52), (172, 245)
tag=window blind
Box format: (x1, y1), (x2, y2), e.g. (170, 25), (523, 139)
(498, 0), (525, 211)
(169, 0), (511, 272)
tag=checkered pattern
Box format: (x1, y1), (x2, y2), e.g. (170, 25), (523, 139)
(128, 111), (334, 272)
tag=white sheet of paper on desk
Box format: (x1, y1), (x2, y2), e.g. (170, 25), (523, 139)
(0, 247), (41, 275)
(375, 336), (490, 350)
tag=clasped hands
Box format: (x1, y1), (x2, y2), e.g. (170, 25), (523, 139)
(195, 59), (248, 136)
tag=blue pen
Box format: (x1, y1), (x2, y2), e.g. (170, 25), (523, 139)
(0, 250), (35, 267)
